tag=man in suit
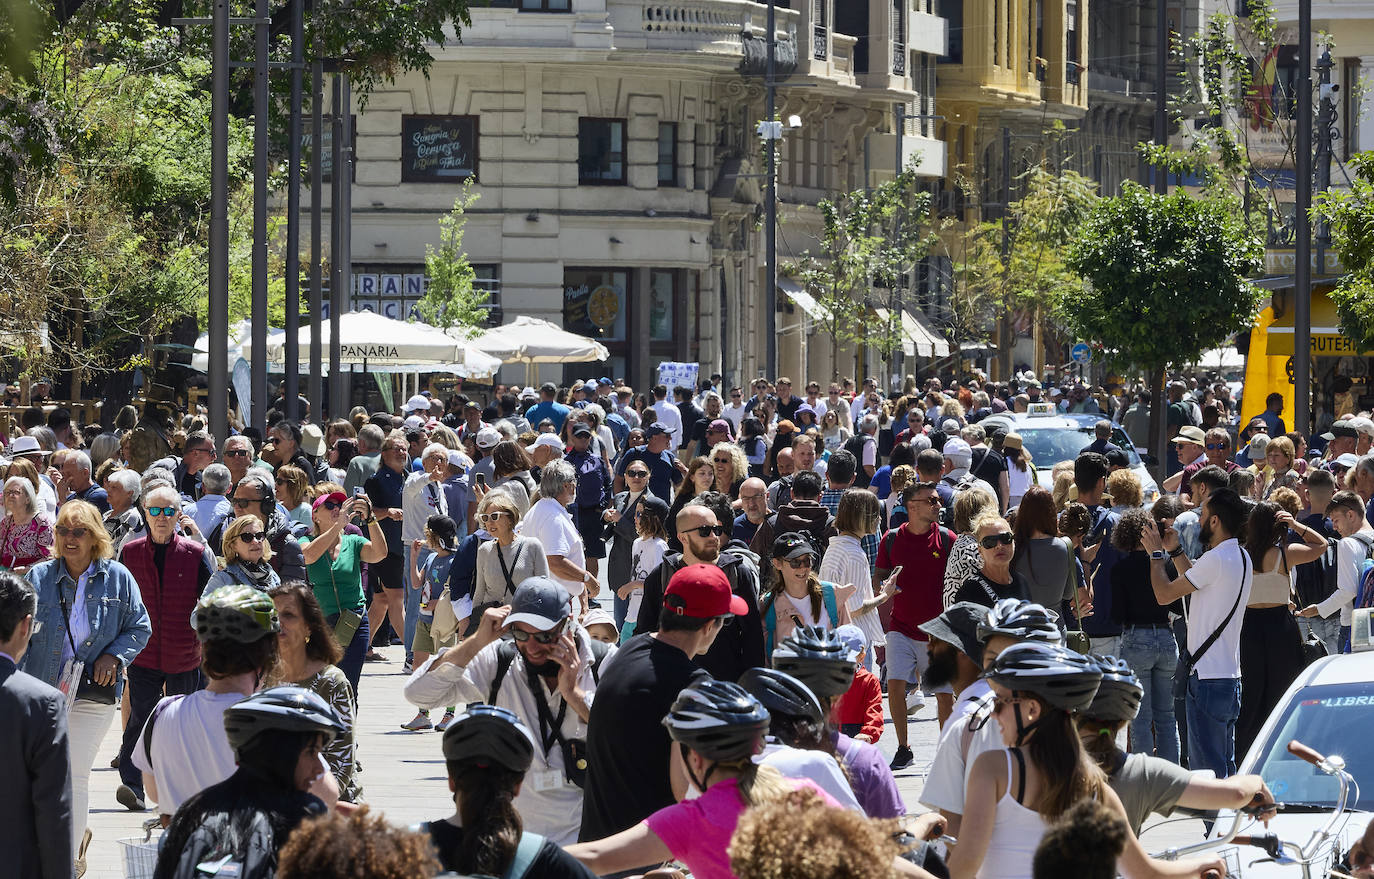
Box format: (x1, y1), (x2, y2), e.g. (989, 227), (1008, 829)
(602, 465), (659, 630)
(0, 569), (74, 879)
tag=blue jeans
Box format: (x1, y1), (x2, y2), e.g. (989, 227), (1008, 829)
(1298, 616), (1342, 656)
(403, 562), (422, 655)
(612, 590), (629, 631)
(1119, 626), (1180, 764)
(1187, 675), (1242, 778)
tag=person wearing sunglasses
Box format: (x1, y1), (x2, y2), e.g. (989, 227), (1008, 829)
(471, 492), (549, 621)
(20, 499), (150, 865)
(952, 516), (1028, 610)
(601, 461), (661, 631)
(404, 576), (596, 846)
(207, 514), (280, 594)
(760, 532), (854, 657)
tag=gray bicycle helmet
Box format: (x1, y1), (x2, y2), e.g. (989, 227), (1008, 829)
(442, 704), (535, 773)
(983, 642), (1102, 713)
(976, 598), (1063, 645)
(772, 625), (856, 700)
(662, 679), (771, 762)
(190, 585), (281, 643)
(738, 667), (825, 726)
(222, 686), (347, 753)
(1084, 654), (1143, 723)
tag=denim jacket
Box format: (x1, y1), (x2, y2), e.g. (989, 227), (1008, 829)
(19, 556), (151, 699)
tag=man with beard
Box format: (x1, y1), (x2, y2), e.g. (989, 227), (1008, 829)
(402, 577), (597, 845)
(917, 602), (993, 734)
(632, 503), (764, 681)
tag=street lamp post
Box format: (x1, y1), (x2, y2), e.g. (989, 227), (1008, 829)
(764, 0), (777, 380)
(1294, 0), (1312, 435)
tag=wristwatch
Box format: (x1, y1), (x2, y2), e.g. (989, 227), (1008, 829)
(1149, 550), (1167, 561)
(1168, 547), (1186, 558)
(365, 516), (378, 525)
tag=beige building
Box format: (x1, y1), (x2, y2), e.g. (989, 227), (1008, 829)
(327, 0), (947, 390)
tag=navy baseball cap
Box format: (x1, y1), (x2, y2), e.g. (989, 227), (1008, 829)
(505, 577), (572, 631)
(645, 423), (670, 438)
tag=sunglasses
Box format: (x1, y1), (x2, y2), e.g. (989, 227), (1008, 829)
(731, 394), (742, 399)
(1206, 443), (1229, 450)
(686, 524), (726, 538)
(231, 497), (261, 508)
(237, 531), (267, 543)
(626, 469), (650, 478)
(225, 449), (249, 457)
(713, 457), (733, 464)
(146, 506), (179, 518)
(55, 525), (89, 538)
(477, 511), (509, 523)
(319, 500), (342, 512)
(784, 556), (813, 570)
(509, 623), (566, 645)
(917, 496), (941, 506)
(980, 532), (1015, 549)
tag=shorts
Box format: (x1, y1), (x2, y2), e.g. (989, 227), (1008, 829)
(885, 630), (931, 689)
(370, 554), (405, 593)
(575, 507), (608, 559)
(413, 617), (456, 654)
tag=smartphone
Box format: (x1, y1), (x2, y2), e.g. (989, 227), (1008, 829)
(888, 565), (904, 589)
(475, 473), (486, 489)
(353, 487), (365, 498)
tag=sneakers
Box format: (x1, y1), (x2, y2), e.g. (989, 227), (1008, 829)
(889, 745), (915, 771)
(364, 649), (389, 663)
(116, 784), (148, 812)
(434, 710), (456, 732)
(906, 689), (926, 717)
(401, 711), (433, 731)
(402, 660), (413, 674)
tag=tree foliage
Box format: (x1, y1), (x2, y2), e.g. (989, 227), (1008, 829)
(416, 180), (488, 337)
(1316, 152), (1374, 351)
(786, 164), (939, 375)
(1065, 182), (1265, 372)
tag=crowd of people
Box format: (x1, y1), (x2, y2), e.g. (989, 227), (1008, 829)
(2, 367), (1374, 879)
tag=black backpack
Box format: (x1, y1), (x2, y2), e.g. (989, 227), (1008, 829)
(843, 434), (873, 489)
(486, 635), (612, 705)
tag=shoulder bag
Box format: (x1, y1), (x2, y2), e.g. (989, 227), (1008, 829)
(1172, 559), (1245, 698)
(58, 589), (117, 705)
(465, 540), (524, 637)
(325, 544), (362, 649)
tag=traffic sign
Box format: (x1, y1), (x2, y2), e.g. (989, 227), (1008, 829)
(1070, 343), (1092, 365)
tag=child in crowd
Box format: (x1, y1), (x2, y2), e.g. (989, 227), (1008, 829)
(402, 515), (465, 732)
(1032, 798), (1129, 879)
(887, 464), (915, 529)
(829, 625), (883, 743)
(582, 607), (619, 644)
(618, 495), (669, 643)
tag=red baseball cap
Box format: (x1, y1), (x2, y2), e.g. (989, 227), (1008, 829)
(311, 491), (347, 511)
(664, 564), (748, 618)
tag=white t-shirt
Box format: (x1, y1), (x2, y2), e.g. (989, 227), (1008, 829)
(132, 690), (244, 814)
(1316, 530), (1374, 626)
(628, 536), (667, 623)
(402, 472), (449, 542)
(919, 699), (1003, 816)
(757, 742), (862, 812)
(940, 680), (991, 741)
(650, 400), (683, 448)
(722, 402), (747, 432)
(1183, 538), (1253, 680)
(518, 497), (587, 595)
(782, 592), (831, 629)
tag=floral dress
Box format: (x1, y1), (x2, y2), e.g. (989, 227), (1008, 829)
(0, 512), (53, 569)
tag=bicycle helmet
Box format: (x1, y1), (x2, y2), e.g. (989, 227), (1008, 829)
(772, 625), (856, 700)
(222, 686), (347, 753)
(1084, 654), (1143, 723)
(738, 667), (825, 726)
(976, 598), (1063, 645)
(982, 642), (1102, 714)
(191, 585), (281, 644)
(662, 679), (771, 763)
(441, 704), (535, 773)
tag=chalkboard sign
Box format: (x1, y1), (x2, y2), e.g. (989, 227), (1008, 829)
(401, 115), (478, 182)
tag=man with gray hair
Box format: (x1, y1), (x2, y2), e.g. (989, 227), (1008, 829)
(344, 423), (385, 496)
(842, 412), (880, 489)
(519, 460), (595, 607)
(221, 434), (255, 488)
(103, 469), (145, 554)
(57, 450), (108, 513)
(192, 463), (233, 538)
(400, 443), (451, 666)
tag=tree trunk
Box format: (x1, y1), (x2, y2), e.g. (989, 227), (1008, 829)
(1149, 366), (1168, 487)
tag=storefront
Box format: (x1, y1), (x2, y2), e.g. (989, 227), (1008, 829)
(562, 267), (699, 389)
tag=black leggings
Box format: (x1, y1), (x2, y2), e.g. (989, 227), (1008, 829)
(1235, 605), (1306, 759)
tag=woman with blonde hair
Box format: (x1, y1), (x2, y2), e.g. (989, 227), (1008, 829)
(942, 486), (999, 607)
(207, 514), (281, 593)
(819, 489), (895, 665)
(1261, 435), (1298, 498)
(275, 464), (311, 528)
(709, 442), (748, 500)
(1105, 469), (1143, 516)
(819, 407), (851, 454)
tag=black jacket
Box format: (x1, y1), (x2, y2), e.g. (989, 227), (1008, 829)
(0, 658), (71, 879)
(634, 550), (766, 680)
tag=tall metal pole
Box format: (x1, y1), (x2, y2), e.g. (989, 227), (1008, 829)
(284, 0), (303, 423)
(764, 0), (778, 379)
(1154, 0), (1168, 194)
(308, 58), (323, 421)
(208, 0), (230, 448)
(250, 0), (270, 435)
(1294, 0), (1313, 434)
(328, 72), (344, 418)
(894, 102), (905, 385)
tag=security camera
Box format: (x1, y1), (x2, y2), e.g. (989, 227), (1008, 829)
(1321, 83), (1341, 100)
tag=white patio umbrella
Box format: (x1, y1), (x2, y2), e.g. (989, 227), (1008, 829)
(191, 319), (285, 373)
(243, 310), (502, 378)
(467, 315), (610, 364)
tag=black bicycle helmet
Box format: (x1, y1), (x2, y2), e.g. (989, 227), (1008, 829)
(772, 625), (856, 700)
(976, 598), (1063, 645)
(983, 642), (1103, 713)
(441, 704), (535, 773)
(1085, 654), (1143, 723)
(662, 679), (771, 763)
(738, 667), (824, 725)
(222, 686), (347, 753)
(190, 585), (281, 644)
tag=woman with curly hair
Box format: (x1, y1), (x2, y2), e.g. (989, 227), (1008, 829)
(1105, 468), (1142, 516)
(1031, 798), (1129, 879)
(277, 807), (439, 879)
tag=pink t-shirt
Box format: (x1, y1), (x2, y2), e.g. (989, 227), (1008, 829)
(645, 778), (838, 879)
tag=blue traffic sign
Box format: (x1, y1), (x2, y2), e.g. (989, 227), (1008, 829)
(1070, 343), (1092, 365)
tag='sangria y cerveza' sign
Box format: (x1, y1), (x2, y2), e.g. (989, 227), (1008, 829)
(401, 115), (478, 183)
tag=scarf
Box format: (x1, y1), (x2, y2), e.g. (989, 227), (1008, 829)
(236, 559), (278, 590)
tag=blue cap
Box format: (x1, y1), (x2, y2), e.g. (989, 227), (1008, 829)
(834, 624), (866, 655)
(505, 577), (572, 631)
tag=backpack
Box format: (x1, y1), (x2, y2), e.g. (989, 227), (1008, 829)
(1351, 533), (1374, 610)
(761, 582), (842, 656)
(486, 635), (611, 706)
(842, 434), (873, 489)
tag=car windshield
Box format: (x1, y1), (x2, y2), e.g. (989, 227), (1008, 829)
(1248, 681), (1374, 811)
(1008, 426), (1142, 469)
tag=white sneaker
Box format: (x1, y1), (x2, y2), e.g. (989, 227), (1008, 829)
(906, 689), (926, 716)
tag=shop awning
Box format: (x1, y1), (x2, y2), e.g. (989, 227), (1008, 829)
(778, 278), (831, 322)
(1265, 284), (1374, 356)
(874, 307), (951, 358)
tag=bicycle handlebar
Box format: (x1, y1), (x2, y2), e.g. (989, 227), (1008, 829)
(1287, 739), (1326, 766)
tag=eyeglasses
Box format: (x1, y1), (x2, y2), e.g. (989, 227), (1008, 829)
(685, 524), (726, 538)
(1206, 443), (1229, 450)
(784, 556), (813, 570)
(739, 492), (765, 502)
(509, 623), (566, 644)
(477, 512), (509, 524)
(237, 531), (267, 543)
(979, 532), (1015, 549)
(626, 469), (650, 478)
(231, 496), (261, 508)
(225, 449), (249, 458)
(55, 525), (89, 538)
(146, 506), (179, 518)
(188, 447), (213, 456)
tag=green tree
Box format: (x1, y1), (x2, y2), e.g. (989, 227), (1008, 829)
(1316, 152), (1374, 351)
(787, 164), (939, 379)
(1066, 182), (1264, 475)
(416, 180), (488, 337)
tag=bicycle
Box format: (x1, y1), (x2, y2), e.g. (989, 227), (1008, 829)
(118, 816), (164, 879)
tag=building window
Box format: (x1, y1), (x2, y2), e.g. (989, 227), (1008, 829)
(658, 122), (678, 187)
(579, 118), (626, 185)
(649, 271), (676, 340)
(520, 0), (570, 10)
(942, 0), (962, 64)
(347, 264), (501, 327)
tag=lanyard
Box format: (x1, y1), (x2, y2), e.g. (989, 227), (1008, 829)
(527, 664), (567, 757)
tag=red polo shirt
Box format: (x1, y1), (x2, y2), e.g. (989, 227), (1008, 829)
(876, 521), (955, 640)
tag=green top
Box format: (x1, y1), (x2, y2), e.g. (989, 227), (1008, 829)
(301, 533), (366, 616)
